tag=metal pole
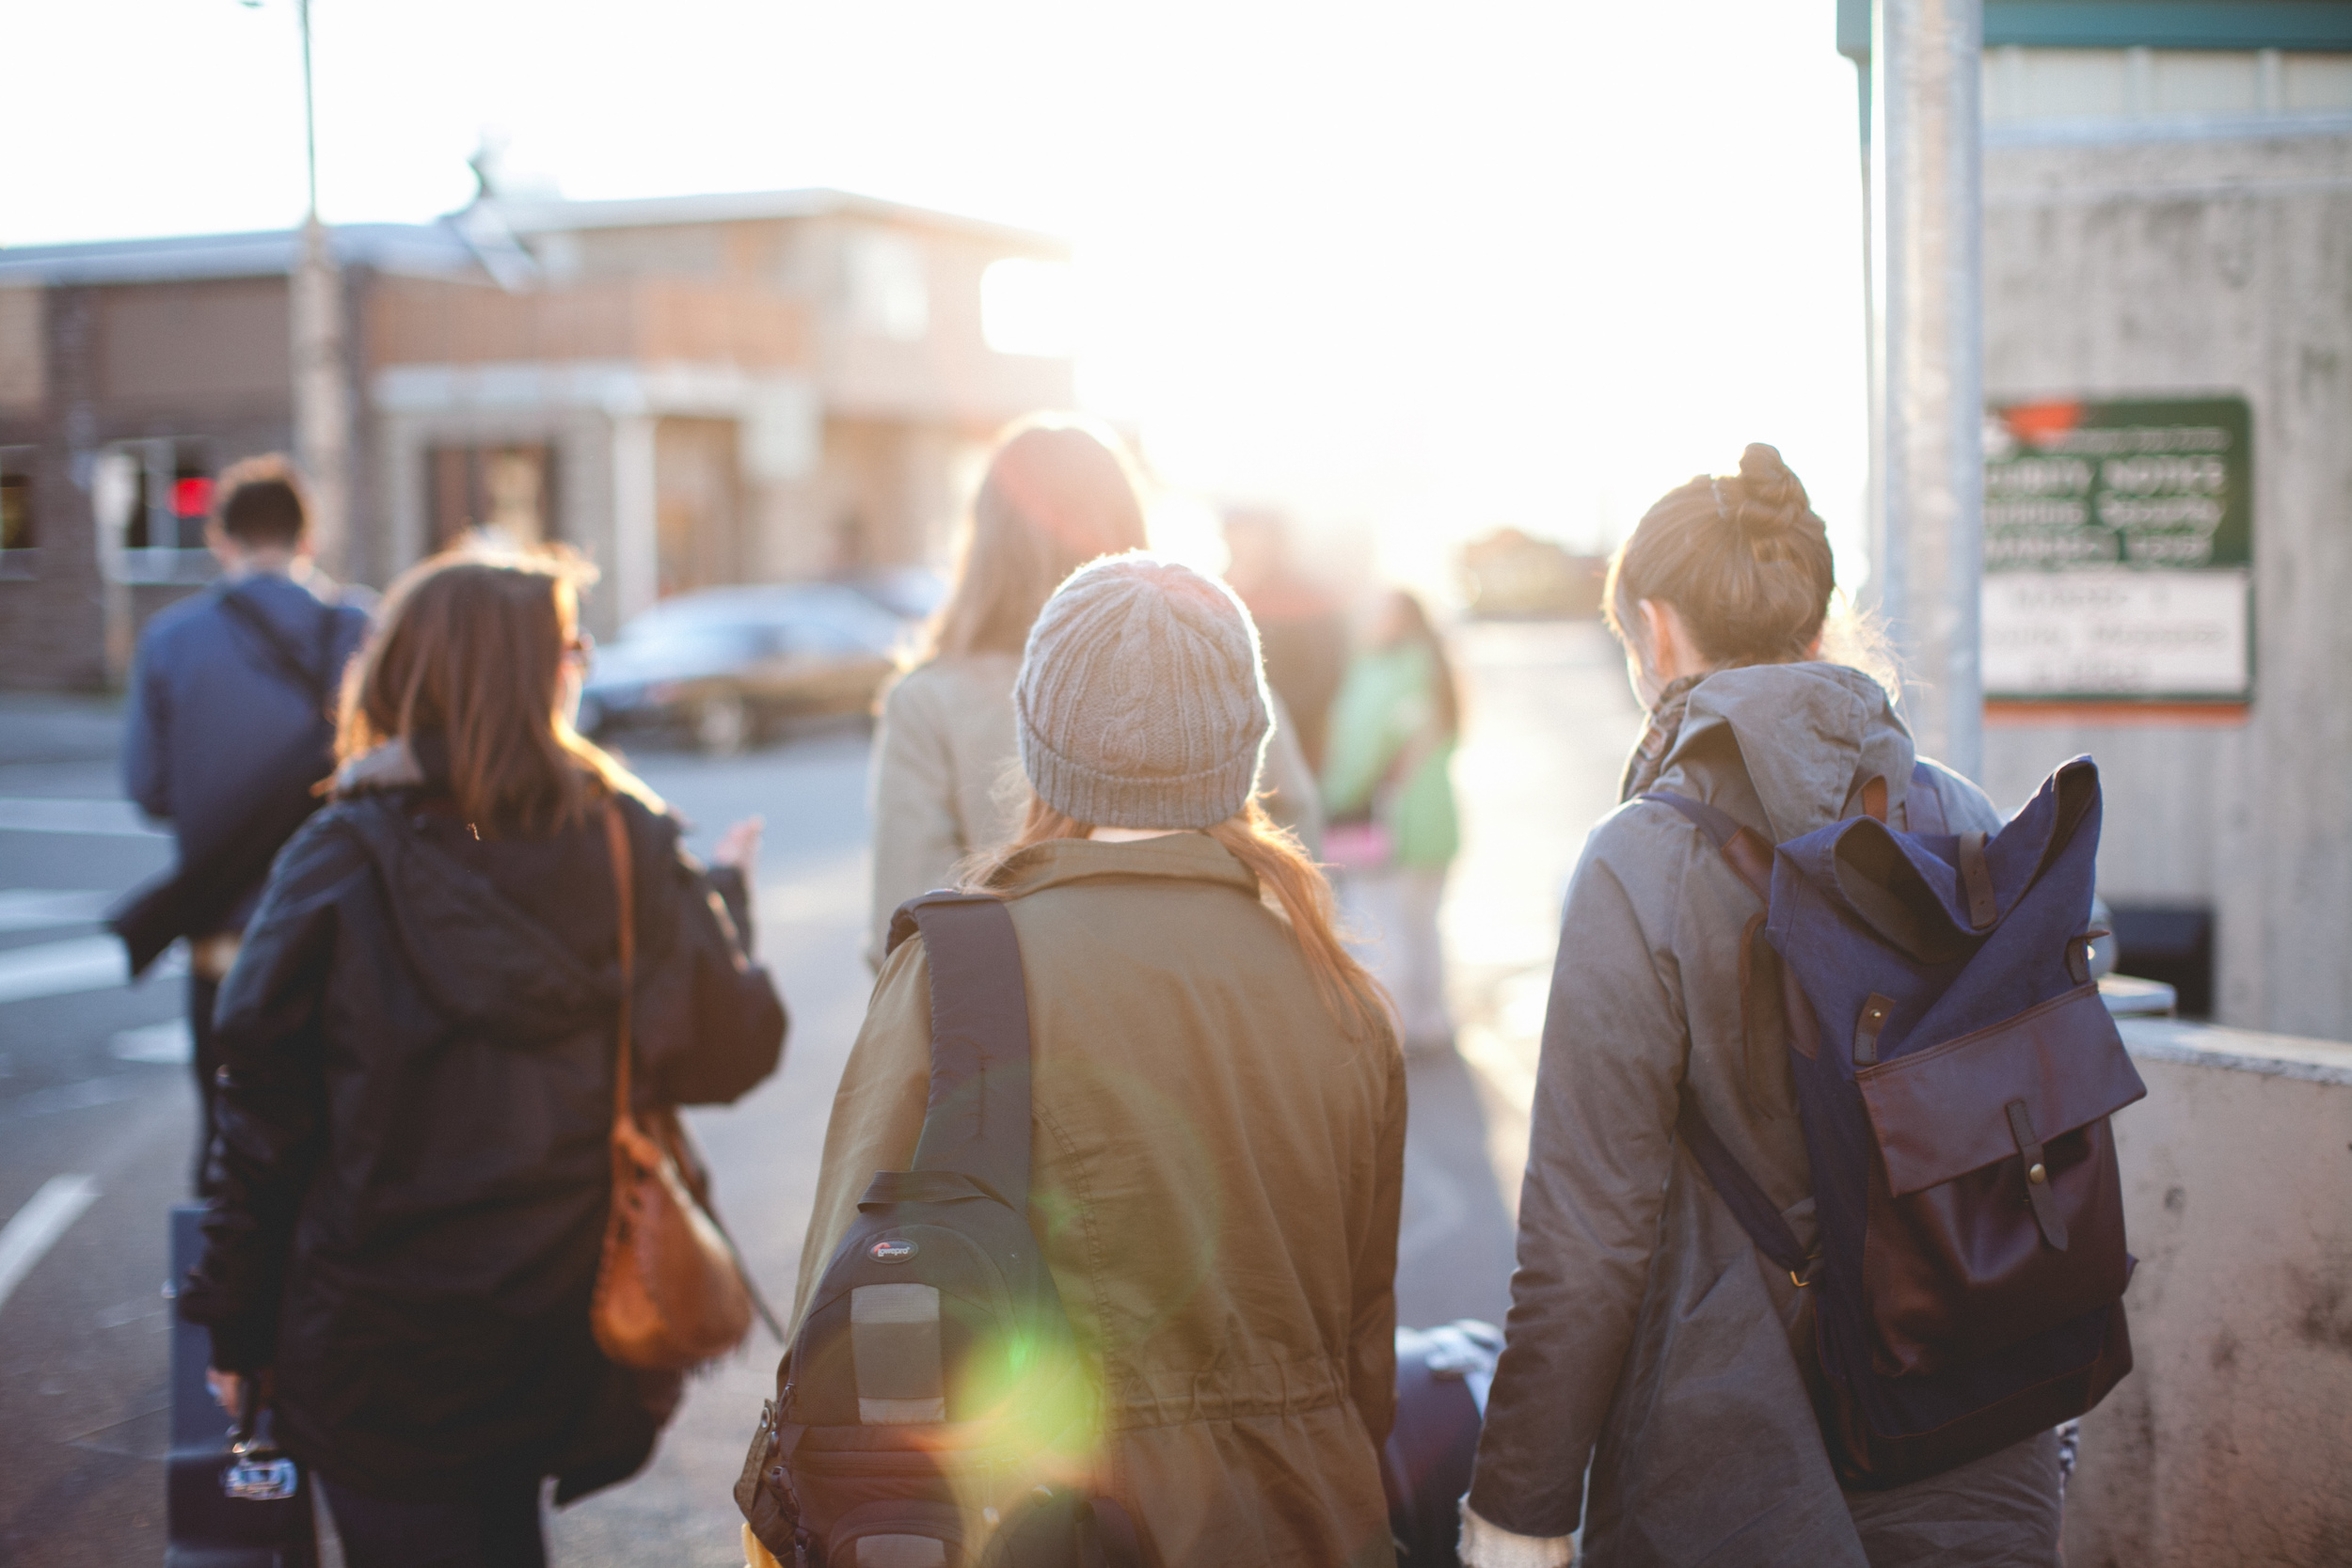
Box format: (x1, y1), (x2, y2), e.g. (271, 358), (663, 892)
(290, 0), (352, 579)
(1869, 0), (1983, 779)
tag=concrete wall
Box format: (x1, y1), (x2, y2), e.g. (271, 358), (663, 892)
(2065, 1022), (2352, 1567)
(1979, 125), (2352, 1038)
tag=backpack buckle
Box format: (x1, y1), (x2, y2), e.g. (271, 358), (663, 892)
(1790, 1253), (1824, 1289)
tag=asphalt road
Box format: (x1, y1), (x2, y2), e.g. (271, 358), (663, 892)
(0, 620), (1635, 1566)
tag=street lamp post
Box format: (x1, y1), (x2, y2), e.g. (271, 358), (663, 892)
(287, 0), (352, 579)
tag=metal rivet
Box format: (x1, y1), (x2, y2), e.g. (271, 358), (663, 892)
(2027, 1163), (2048, 1186)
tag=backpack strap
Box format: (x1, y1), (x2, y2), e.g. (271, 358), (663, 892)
(1638, 791), (1774, 904)
(1641, 795), (1817, 1283)
(1673, 1094), (1814, 1283)
(886, 892), (1034, 1213)
(215, 584), (341, 716)
(1904, 760), (1949, 836)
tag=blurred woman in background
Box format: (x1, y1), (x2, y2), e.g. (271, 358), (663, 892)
(180, 550), (787, 1568)
(865, 415), (1321, 963)
(1321, 588), (1464, 1056)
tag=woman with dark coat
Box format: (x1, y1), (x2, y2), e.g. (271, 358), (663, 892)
(179, 550), (787, 1568)
(1460, 447), (2059, 1567)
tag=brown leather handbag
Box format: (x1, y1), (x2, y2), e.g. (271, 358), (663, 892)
(589, 800), (757, 1371)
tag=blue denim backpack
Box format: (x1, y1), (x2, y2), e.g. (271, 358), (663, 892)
(1645, 756), (2143, 1486)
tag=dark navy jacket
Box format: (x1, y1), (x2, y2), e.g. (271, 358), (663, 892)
(122, 569), (372, 932)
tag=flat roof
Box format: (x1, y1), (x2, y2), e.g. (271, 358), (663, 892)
(488, 186), (1071, 253)
(0, 222), (483, 287)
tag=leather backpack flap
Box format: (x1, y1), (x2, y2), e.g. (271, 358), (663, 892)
(1852, 984), (2145, 1374)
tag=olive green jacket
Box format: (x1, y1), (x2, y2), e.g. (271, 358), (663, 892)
(800, 833), (1406, 1568)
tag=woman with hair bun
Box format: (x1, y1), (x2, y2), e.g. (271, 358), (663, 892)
(1459, 447), (2060, 1567)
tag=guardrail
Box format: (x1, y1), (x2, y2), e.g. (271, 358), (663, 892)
(2065, 1000), (2352, 1566)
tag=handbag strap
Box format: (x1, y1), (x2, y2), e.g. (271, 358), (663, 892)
(602, 800), (636, 1121)
(884, 891), (1034, 1212)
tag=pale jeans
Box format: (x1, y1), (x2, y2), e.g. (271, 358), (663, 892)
(1343, 863), (1453, 1050)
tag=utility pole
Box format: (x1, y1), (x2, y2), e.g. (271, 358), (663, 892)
(1868, 0), (1984, 778)
(288, 0), (352, 579)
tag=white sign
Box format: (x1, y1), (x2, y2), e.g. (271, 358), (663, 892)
(1981, 568), (2249, 699)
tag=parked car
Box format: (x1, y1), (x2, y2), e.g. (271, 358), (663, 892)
(578, 584), (909, 753)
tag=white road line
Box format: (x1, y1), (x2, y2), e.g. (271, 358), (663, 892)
(0, 1175), (101, 1316)
(0, 798), (168, 839)
(0, 934), (184, 1005)
(112, 1019), (194, 1064)
(0, 890), (115, 932)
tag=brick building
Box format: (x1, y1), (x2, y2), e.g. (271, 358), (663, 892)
(0, 189), (1075, 687)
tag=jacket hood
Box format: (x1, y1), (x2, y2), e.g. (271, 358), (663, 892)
(329, 790), (619, 1041)
(1650, 662), (1919, 845)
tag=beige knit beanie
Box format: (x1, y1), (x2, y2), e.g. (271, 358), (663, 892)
(1014, 552), (1273, 829)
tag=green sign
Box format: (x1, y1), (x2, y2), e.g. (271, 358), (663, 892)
(1981, 396), (2253, 703)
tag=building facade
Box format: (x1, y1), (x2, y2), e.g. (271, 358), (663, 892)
(0, 188), (1076, 684)
(1967, 24), (2352, 1041)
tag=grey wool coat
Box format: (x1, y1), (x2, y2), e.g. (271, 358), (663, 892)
(1465, 664), (2065, 1568)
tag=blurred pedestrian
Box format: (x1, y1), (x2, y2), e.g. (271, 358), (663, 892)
(796, 554), (1404, 1566)
(1224, 504), (1350, 771)
(176, 550), (787, 1568)
(1321, 588), (1463, 1056)
(120, 455), (371, 1194)
(866, 416), (1321, 965)
(1460, 446), (2057, 1567)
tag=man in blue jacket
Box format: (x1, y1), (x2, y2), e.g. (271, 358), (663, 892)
(123, 455), (372, 1192)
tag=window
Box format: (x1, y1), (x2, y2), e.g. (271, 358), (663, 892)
(95, 437), (216, 583)
(846, 230), (930, 342)
(981, 258), (1078, 357)
(428, 442), (558, 550)
(0, 447), (34, 578)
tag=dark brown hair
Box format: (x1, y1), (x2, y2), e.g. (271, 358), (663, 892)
(920, 416), (1150, 660)
(213, 453), (310, 547)
(961, 795), (1392, 1044)
(1604, 443), (1836, 669)
(335, 548), (655, 835)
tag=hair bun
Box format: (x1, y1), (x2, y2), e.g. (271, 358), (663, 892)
(1730, 443), (1812, 539)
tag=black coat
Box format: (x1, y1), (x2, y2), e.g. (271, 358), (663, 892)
(178, 781), (787, 1502)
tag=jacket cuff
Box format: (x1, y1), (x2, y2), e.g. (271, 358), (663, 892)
(1458, 1500), (1574, 1568)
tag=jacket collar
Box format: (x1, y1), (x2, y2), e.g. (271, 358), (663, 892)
(990, 832), (1260, 901)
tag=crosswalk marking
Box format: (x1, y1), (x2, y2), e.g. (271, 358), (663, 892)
(0, 799), (168, 839)
(0, 935), (183, 1006)
(0, 890), (113, 933)
(0, 1175), (101, 1316)
(112, 1020), (194, 1064)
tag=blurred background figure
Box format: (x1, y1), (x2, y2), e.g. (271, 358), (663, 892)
(1222, 506), (1350, 774)
(178, 550), (785, 1568)
(1322, 589), (1463, 1057)
(865, 416), (1321, 965)
(119, 455), (372, 1194)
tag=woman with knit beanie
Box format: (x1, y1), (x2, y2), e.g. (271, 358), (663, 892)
(864, 415), (1323, 966)
(795, 553), (1406, 1566)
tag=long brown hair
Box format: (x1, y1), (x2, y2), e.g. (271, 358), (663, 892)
(335, 548), (656, 834)
(919, 416), (1150, 661)
(961, 795), (1393, 1043)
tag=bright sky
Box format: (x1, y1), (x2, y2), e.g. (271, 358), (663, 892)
(5, 0), (1871, 594)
